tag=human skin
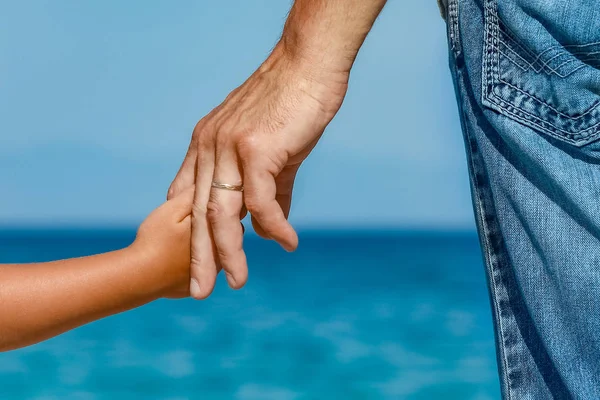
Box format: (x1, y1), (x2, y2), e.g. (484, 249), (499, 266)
(168, 0), (388, 299)
(0, 187), (195, 352)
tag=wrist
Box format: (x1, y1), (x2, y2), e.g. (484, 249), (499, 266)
(275, 0), (383, 81)
(259, 42), (349, 119)
(271, 35), (352, 85)
(125, 243), (173, 300)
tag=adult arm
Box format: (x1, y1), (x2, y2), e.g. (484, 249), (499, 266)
(168, 0), (388, 299)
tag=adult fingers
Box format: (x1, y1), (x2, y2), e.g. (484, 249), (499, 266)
(168, 185), (196, 222)
(242, 161), (298, 252)
(251, 192), (293, 239)
(188, 137), (219, 300)
(251, 164), (299, 240)
(208, 145), (247, 289)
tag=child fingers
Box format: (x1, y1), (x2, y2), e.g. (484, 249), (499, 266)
(168, 185), (196, 222)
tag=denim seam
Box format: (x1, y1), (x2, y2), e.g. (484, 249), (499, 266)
(448, 0), (461, 55)
(497, 42), (531, 71)
(537, 54), (581, 77)
(498, 23), (600, 80)
(494, 79), (600, 121)
(496, 36), (577, 76)
(494, 37), (592, 79)
(494, 39), (586, 78)
(551, 60), (587, 78)
(482, 0), (600, 147)
(495, 64), (600, 121)
(488, 81), (600, 146)
(488, 81), (600, 144)
(499, 21), (600, 68)
(482, 1), (514, 398)
(468, 148), (512, 400)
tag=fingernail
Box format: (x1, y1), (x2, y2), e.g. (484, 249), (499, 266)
(190, 278), (202, 298)
(225, 272), (237, 288)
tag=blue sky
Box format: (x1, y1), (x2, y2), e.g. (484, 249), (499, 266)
(0, 0), (474, 230)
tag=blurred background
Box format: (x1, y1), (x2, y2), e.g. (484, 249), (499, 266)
(0, 1), (500, 399)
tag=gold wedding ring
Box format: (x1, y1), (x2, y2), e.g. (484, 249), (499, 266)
(211, 181), (244, 192)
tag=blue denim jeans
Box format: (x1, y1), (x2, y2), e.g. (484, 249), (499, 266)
(441, 0), (600, 398)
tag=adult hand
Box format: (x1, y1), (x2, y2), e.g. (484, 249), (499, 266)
(168, 43), (349, 299)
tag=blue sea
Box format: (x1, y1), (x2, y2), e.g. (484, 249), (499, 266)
(0, 229), (501, 400)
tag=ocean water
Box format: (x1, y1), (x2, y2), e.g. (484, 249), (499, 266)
(0, 229), (501, 400)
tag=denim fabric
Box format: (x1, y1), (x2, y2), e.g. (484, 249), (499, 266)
(442, 0), (600, 398)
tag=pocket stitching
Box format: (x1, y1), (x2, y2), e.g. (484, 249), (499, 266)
(482, 0), (600, 146)
(496, 75), (600, 120)
(499, 21), (600, 71)
(486, 92), (600, 143)
(498, 24), (600, 78)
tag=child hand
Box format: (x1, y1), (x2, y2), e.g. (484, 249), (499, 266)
(132, 186), (195, 299)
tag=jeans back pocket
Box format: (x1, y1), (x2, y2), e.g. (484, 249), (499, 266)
(482, 0), (600, 147)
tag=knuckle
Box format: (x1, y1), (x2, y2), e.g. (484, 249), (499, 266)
(237, 135), (262, 157)
(195, 125), (216, 150)
(190, 251), (216, 274)
(215, 246), (231, 265)
(192, 202), (208, 216)
(213, 234), (245, 265)
(224, 87), (240, 102)
(190, 255), (204, 269)
(244, 197), (263, 216)
(215, 131), (233, 149)
(197, 135), (213, 152)
(215, 121), (245, 148)
(192, 120), (206, 138)
(218, 119), (235, 133)
(206, 199), (223, 222)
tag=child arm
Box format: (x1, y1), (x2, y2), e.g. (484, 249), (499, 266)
(0, 187), (194, 352)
